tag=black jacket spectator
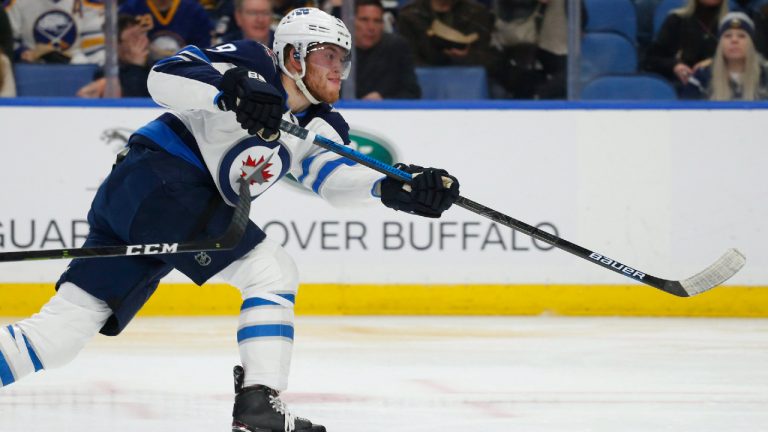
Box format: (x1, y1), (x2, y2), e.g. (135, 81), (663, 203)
(356, 33), (421, 99)
(397, 0), (495, 69)
(0, 9), (12, 61)
(643, 1), (726, 83)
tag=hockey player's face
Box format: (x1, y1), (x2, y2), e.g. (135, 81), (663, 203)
(304, 44), (350, 103)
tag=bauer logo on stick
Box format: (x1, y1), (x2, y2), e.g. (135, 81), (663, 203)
(589, 253), (647, 279)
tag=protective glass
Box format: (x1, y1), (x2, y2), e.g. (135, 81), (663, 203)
(306, 43), (352, 79)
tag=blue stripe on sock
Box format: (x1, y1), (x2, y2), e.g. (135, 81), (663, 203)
(237, 324), (294, 343)
(241, 297), (280, 310)
(6, 325), (14, 338)
(21, 334), (43, 372)
(0, 346), (15, 386)
(277, 293), (295, 303)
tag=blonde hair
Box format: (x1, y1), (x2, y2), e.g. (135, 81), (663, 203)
(0, 53), (6, 93)
(709, 33), (763, 100)
(673, 0), (728, 19)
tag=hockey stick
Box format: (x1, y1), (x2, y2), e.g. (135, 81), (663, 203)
(0, 178), (252, 262)
(279, 119), (746, 298)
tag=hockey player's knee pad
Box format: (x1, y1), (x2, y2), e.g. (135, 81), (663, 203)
(220, 238), (299, 305)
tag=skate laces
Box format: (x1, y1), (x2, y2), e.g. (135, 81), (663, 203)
(268, 394), (296, 432)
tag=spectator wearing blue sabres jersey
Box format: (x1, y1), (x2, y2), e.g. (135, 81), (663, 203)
(0, 7), (460, 432)
(119, 0), (213, 62)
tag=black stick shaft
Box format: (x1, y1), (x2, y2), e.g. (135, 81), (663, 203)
(281, 120), (679, 295)
(0, 179), (251, 262)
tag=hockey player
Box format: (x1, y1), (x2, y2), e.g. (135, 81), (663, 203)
(0, 7), (459, 432)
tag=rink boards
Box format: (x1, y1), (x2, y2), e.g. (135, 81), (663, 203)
(0, 101), (765, 316)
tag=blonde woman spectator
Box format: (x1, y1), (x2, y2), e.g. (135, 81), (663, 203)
(683, 12), (768, 100)
(0, 50), (15, 97)
(643, 0), (729, 86)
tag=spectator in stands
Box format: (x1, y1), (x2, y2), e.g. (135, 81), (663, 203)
(119, 0), (213, 63)
(396, 0), (495, 71)
(223, 0), (274, 45)
(272, 0), (318, 24)
(0, 49), (14, 97)
(491, 0), (580, 99)
(354, 0), (420, 99)
(5, 0), (101, 64)
(198, 0), (225, 14)
(76, 14), (152, 98)
(324, 0), (397, 32)
(1, 8), (12, 61)
(643, 0), (729, 87)
(682, 12), (768, 100)
(79, 0), (107, 65)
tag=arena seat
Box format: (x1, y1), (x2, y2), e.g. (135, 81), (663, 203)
(415, 66), (489, 99)
(652, 0), (685, 37)
(634, 0), (660, 45)
(581, 74), (677, 100)
(584, 0), (638, 43)
(14, 63), (99, 97)
(580, 32), (638, 87)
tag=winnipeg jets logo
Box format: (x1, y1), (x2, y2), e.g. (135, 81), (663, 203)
(241, 153), (275, 185)
(220, 138), (290, 206)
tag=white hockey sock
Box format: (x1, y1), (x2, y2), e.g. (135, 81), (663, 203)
(0, 282), (111, 387)
(238, 293), (295, 390)
(0, 323), (43, 386)
(220, 238), (298, 391)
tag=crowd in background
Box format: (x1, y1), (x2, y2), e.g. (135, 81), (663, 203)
(1, 0), (768, 100)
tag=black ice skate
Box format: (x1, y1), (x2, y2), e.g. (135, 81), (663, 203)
(231, 365), (326, 432)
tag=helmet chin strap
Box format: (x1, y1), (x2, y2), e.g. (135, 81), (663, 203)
(291, 72), (321, 105)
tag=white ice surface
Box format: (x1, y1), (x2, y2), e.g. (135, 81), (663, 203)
(0, 316), (766, 432)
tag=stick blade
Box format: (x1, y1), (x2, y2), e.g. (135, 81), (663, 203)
(668, 249), (746, 297)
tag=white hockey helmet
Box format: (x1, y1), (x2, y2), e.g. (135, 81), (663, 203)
(273, 8), (352, 81)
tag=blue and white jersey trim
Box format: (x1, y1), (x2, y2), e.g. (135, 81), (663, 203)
(178, 45), (212, 63)
(134, 120), (206, 171)
(312, 158), (357, 194)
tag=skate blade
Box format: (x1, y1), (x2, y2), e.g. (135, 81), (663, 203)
(232, 421), (326, 432)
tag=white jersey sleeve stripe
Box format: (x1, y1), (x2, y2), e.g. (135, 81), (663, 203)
(296, 150), (330, 183)
(296, 151), (346, 193)
(311, 158), (357, 194)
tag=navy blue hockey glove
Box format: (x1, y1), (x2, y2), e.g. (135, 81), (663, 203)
(381, 164), (460, 218)
(217, 67), (283, 142)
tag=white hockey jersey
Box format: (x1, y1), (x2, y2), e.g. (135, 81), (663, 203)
(139, 40), (384, 208)
(5, 0), (104, 64)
